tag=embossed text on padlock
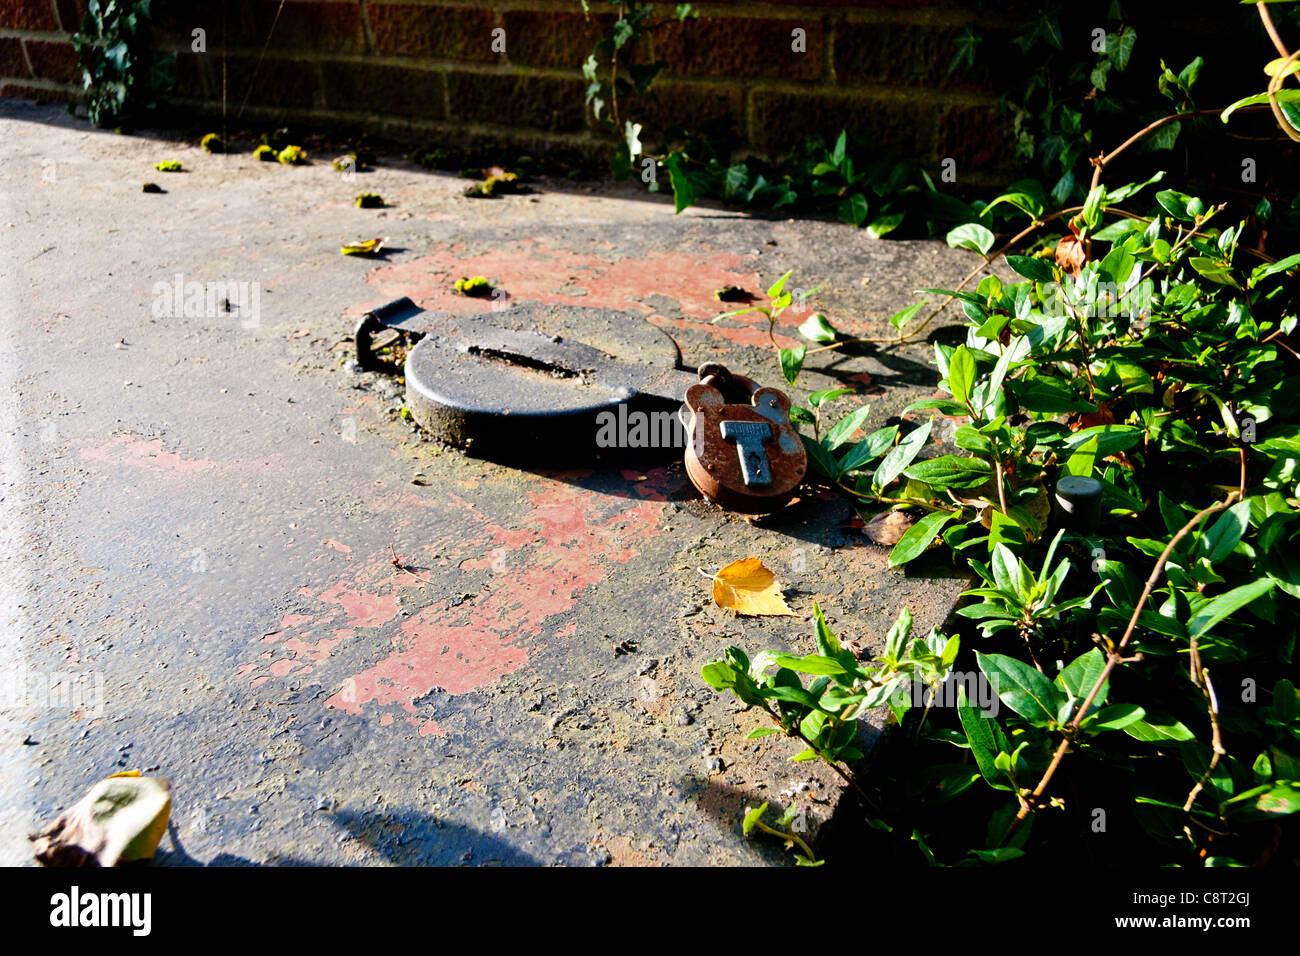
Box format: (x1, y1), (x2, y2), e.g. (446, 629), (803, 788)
(719, 420), (772, 486)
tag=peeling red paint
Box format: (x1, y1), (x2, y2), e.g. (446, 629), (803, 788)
(356, 239), (787, 349)
(243, 481), (665, 730)
(317, 578), (408, 629)
(78, 435), (217, 474)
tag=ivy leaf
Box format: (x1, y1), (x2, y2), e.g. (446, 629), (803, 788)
(1108, 28), (1136, 71)
(662, 154), (696, 214)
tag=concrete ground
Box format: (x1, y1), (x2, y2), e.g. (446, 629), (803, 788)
(0, 99), (977, 866)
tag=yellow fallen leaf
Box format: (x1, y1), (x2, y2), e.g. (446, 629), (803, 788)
(708, 558), (794, 616)
(341, 237), (385, 256)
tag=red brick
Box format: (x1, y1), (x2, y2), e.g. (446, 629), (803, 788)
(630, 81), (744, 137)
(25, 38), (77, 83)
(0, 36), (29, 76)
(367, 4), (497, 61)
(1, 82), (72, 102)
(240, 1), (363, 54)
(656, 17), (823, 81)
(500, 10), (611, 70)
(446, 70), (584, 132)
(226, 55), (321, 109)
(323, 61), (444, 120)
(750, 88), (935, 160)
(54, 0), (86, 33)
(155, 1), (363, 54)
(934, 103), (1014, 171)
(0, 0), (58, 31)
(171, 51), (208, 98)
(834, 22), (1010, 90)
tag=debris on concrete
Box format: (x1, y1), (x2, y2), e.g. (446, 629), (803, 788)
(30, 772), (172, 867)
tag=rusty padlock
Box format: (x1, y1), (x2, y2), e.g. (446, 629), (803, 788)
(683, 363), (806, 514)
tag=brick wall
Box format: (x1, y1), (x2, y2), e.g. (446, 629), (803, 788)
(0, 1), (1264, 181)
(0, 0), (84, 102)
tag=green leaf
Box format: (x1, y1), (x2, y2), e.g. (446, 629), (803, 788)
(742, 802), (768, 835)
(1196, 499), (1251, 563)
(797, 312), (838, 343)
(985, 191), (1044, 220)
(977, 652), (1062, 725)
(766, 269), (793, 300)
(903, 455), (993, 490)
(946, 223), (995, 256)
(1250, 252), (1300, 285)
(837, 425), (898, 474)
(1055, 648), (1109, 709)
(746, 727), (778, 739)
(1103, 170), (1165, 204)
(946, 345), (975, 404)
(1080, 185), (1105, 230)
(1221, 88), (1300, 124)
(838, 193), (869, 227)
(1188, 578), (1275, 636)
(701, 661), (737, 690)
(1124, 718), (1195, 743)
(825, 404), (872, 450)
(873, 419), (933, 491)
(1005, 255), (1056, 283)
(662, 154), (697, 215)
(888, 510), (955, 567)
(890, 301), (926, 330)
(772, 653), (846, 676)
(801, 433), (839, 480)
(779, 346), (806, 386)
(866, 210), (905, 239)
(808, 387), (854, 409)
(1086, 703), (1145, 731)
(884, 606), (913, 662)
(957, 687), (1013, 791)
(1156, 188), (1202, 222)
(1222, 782), (1300, 823)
